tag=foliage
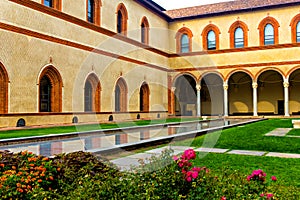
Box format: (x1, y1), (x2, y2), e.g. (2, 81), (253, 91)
(0, 149), (299, 199)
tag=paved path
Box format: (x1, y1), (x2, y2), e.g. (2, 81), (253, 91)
(111, 145), (300, 171)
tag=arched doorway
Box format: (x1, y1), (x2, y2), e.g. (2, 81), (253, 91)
(257, 70), (283, 115)
(228, 72), (252, 115)
(201, 73), (224, 116)
(84, 74), (101, 112)
(174, 74), (196, 116)
(140, 82), (150, 112)
(39, 66), (63, 112)
(115, 78), (127, 112)
(289, 69), (300, 115)
(0, 63), (9, 114)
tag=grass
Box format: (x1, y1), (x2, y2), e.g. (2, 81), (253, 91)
(287, 128), (300, 136)
(175, 119), (300, 154)
(195, 153), (300, 187)
(0, 117), (201, 139)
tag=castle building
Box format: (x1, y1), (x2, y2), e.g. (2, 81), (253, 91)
(1, 0), (300, 128)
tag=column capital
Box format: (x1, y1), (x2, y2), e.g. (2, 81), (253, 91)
(223, 82), (228, 90)
(283, 81), (289, 88)
(252, 82), (258, 89)
(171, 87), (176, 92)
(196, 84), (201, 91)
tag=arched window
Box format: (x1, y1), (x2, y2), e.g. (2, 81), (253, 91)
(0, 63), (9, 114)
(141, 17), (149, 44)
(87, 0), (94, 23)
(84, 74), (101, 112)
(42, 0), (61, 10)
(44, 0), (53, 7)
(234, 28), (244, 48)
(290, 14), (300, 43)
(202, 24), (220, 50)
(86, 0), (101, 25)
(181, 34), (189, 53)
(228, 20), (248, 48)
(264, 24), (274, 45)
(115, 78), (127, 112)
(116, 3), (128, 36)
(40, 76), (52, 112)
(207, 31), (216, 50)
(297, 22), (300, 42)
(140, 82), (150, 112)
(39, 66), (63, 112)
(258, 16), (279, 46)
(175, 27), (193, 53)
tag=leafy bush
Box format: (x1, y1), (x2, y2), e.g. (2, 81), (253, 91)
(0, 149), (299, 199)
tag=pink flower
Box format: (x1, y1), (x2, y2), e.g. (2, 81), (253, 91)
(220, 196), (226, 200)
(182, 149), (196, 160)
(266, 193), (274, 199)
(186, 176), (192, 182)
(247, 175), (252, 181)
(271, 176), (277, 181)
(173, 155), (179, 161)
(191, 171), (198, 179)
(260, 193), (265, 197)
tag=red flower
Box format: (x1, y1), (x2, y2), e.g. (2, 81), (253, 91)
(271, 176), (277, 181)
(220, 196), (226, 200)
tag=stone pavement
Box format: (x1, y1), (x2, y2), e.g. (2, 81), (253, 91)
(111, 145), (300, 171)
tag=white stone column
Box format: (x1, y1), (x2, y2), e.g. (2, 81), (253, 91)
(196, 84), (201, 117)
(223, 82), (228, 117)
(171, 87), (176, 115)
(283, 80), (290, 117)
(252, 82), (258, 116)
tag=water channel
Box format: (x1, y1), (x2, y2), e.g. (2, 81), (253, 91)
(0, 118), (261, 156)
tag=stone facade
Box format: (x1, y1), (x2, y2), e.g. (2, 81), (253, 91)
(1, 0), (300, 127)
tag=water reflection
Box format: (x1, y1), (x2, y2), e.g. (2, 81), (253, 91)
(0, 119), (250, 156)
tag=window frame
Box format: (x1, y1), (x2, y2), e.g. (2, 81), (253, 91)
(258, 16), (280, 46)
(141, 17), (149, 45)
(175, 27), (193, 53)
(228, 20), (249, 48)
(290, 14), (300, 43)
(42, 0), (61, 10)
(116, 3), (128, 36)
(201, 24), (221, 50)
(86, 0), (101, 26)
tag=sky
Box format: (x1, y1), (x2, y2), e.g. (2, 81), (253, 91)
(152, 0), (232, 10)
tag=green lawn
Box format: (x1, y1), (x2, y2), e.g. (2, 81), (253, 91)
(0, 117), (201, 139)
(195, 153), (300, 187)
(175, 119), (300, 154)
(287, 128), (300, 136)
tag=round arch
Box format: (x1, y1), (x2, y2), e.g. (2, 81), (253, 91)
(175, 27), (194, 53)
(228, 71), (253, 115)
(258, 16), (280, 45)
(225, 69), (254, 81)
(115, 77), (128, 112)
(173, 74), (197, 116)
(38, 65), (63, 112)
(288, 68), (300, 115)
(0, 62), (9, 114)
(201, 24), (221, 50)
(228, 20), (249, 48)
(200, 73), (224, 116)
(257, 70), (284, 115)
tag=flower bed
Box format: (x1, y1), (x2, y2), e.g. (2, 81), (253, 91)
(0, 149), (299, 199)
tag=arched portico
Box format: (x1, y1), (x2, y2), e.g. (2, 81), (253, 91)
(257, 70), (284, 115)
(200, 73), (224, 116)
(228, 72), (253, 115)
(173, 74), (197, 116)
(289, 69), (300, 115)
